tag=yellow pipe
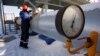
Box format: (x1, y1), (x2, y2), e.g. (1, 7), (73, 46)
(66, 31), (98, 55)
(87, 31), (98, 56)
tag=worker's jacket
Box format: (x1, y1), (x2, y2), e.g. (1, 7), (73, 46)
(20, 11), (30, 22)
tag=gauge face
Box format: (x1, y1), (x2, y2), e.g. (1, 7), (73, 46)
(16, 17), (21, 25)
(62, 5), (85, 39)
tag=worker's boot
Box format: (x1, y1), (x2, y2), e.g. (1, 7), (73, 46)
(23, 43), (28, 49)
(20, 42), (28, 49)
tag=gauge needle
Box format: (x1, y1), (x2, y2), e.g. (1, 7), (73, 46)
(71, 14), (76, 33)
(71, 16), (75, 29)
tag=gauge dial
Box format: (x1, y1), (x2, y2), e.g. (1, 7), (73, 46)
(62, 5), (85, 39)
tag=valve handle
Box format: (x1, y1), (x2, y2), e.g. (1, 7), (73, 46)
(87, 37), (92, 42)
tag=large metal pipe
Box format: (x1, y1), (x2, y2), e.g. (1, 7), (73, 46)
(30, 4), (85, 42)
(30, 10), (67, 41)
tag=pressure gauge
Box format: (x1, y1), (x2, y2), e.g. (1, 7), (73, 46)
(56, 4), (85, 39)
(16, 17), (21, 25)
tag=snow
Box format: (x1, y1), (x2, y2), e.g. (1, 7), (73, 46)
(0, 35), (86, 56)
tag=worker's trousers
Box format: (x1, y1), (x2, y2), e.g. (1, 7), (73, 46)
(20, 21), (30, 47)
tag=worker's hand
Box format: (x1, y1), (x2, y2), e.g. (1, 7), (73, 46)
(66, 39), (72, 48)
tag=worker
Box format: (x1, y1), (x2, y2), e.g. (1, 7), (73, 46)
(19, 4), (31, 49)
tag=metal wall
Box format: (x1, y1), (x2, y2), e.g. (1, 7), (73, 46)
(0, 0), (6, 36)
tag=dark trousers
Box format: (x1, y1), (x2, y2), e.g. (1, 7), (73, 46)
(20, 21), (30, 47)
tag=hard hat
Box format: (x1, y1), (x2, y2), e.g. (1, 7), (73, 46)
(22, 4), (28, 10)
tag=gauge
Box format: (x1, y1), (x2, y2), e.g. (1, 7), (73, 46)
(56, 4), (85, 39)
(16, 18), (21, 25)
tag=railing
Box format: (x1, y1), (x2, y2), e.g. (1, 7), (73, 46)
(4, 13), (17, 34)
